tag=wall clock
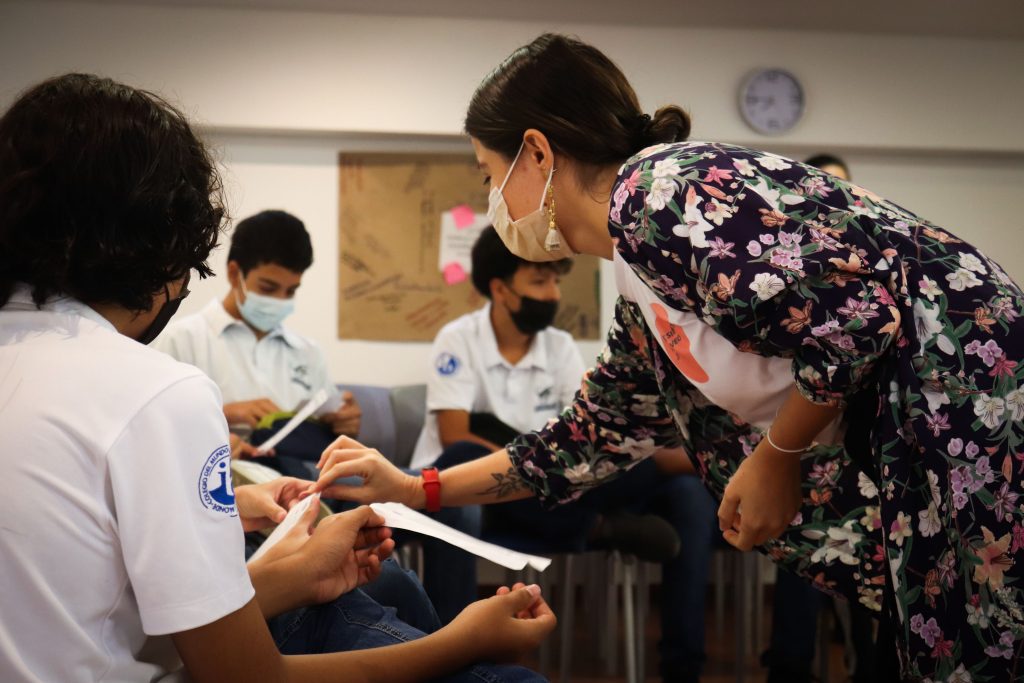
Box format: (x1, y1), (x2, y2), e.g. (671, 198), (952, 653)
(739, 68), (804, 135)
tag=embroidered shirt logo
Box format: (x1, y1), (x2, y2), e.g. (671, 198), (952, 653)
(198, 445), (237, 516)
(291, 364), (312, 391)
(436, 352), (460, 376)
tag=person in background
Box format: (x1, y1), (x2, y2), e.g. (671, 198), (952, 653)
(155, 209), (362, 464)
(0, 72), (555, 683)
(411, 226), (718, 682)
(761, 153), (876, 683)
(804, 153), (851, 182)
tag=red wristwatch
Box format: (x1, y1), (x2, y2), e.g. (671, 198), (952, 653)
(421, 467), (441, 513)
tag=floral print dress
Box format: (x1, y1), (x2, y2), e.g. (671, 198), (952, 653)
(507, 142), (1024, 682)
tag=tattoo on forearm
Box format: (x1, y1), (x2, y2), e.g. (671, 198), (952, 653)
(479, 467), (527, 499)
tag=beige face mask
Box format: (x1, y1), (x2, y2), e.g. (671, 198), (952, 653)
(486, 142), (575, 262)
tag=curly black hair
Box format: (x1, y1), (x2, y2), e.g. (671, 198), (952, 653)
(0, 73), (226, 311)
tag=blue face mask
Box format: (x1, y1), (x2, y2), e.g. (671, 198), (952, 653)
(236, 279), (294, 332)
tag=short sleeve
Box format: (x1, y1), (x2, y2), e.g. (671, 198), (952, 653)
(107, 373), (254, 636)
(615, 144), (903, 407)
(424, 326), (476, 413)
(508, 298), (683, 507)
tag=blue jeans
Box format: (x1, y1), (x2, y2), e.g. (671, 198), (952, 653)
(268, 560), (545, 682)
(434, 442), (718, 683)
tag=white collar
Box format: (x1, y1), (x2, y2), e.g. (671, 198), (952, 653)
(200, 298), (301, 348)
(3, 283), (118, 332)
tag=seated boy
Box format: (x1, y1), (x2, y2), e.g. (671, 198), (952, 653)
(155, 210), (361, 465)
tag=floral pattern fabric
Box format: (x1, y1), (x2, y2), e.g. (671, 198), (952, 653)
(507, 142), (1024, 682)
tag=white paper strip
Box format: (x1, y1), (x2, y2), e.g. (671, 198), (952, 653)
(370, 502), (552, 571)
(255, 388), (329, 455)
(248, 494), (317, 562)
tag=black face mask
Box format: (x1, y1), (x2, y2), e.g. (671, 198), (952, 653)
(136, 279), (190, 345)
(507, 290), (559, 335)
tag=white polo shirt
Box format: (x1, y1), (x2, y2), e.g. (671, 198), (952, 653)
(154, 299), (337, 414)
(409, 304), (586, 469)
(0, 286), (253, 683)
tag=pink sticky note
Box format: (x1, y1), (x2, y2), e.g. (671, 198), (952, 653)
(451, 204), (475, 229)
(442, 262), (468, 285)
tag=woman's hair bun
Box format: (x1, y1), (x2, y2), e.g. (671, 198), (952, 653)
(646, 105), (691, 145)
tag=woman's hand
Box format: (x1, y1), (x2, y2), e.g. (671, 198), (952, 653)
(718, 385), (841, 551)
(717, 442), (802, 551)
(445, 584), (557, 662)
(235, 477), (311, 532)
(310, 435), (423, 507)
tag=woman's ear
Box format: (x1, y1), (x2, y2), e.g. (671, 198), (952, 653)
(522, 128), (554, 174)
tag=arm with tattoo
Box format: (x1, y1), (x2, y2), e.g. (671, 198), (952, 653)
(431, 450), (536, 506)
(479, 466), (528, 499)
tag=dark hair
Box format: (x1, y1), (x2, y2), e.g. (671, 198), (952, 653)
(227, 210), (313, 275)
(470, 226), (571, 298)
(465, 33), (690, 189)
(0, 73), (225, 310)
(804, 153), (851, 178)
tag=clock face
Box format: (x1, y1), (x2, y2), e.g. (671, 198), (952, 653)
(739, 68), (804, 135)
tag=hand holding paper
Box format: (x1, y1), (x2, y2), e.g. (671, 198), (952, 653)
(248, 493), (318, 562)
(255, 388), (329, 455)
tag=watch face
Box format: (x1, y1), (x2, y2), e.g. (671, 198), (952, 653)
(739, 69), (804, 135)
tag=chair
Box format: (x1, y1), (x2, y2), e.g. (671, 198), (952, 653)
(335, 382), (426, 469)
(487, 520), (668, 683)
(389, 383), (428, 467)
(335, 383), (398, 460)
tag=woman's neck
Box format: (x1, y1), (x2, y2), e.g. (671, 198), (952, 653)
(558, 165), (619, 260)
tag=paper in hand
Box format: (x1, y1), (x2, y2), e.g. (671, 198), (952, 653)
(370, 502), (552, 571)
(255, 388), (329, 455)
(248, 494), (317, 562)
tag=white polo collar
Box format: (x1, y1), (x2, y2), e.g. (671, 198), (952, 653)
(199, 298), (301, 348)
(3, 283), (117, 333)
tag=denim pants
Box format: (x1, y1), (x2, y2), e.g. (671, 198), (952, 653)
(267, 559), (546, 683)
(433, 442), (718, 682)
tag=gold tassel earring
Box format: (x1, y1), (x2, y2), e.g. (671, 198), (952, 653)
(544, 170), (561, 251)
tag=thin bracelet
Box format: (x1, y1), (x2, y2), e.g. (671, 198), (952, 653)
(765, 427), (810, 454)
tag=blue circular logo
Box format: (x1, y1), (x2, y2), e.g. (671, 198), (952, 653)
(436, 352), (460, 376)
(198, 445), (237, 516)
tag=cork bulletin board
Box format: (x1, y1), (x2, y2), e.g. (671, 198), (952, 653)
(337, 152), (601, 342)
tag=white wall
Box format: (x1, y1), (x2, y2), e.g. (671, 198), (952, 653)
(2, 1), (1023, 386)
